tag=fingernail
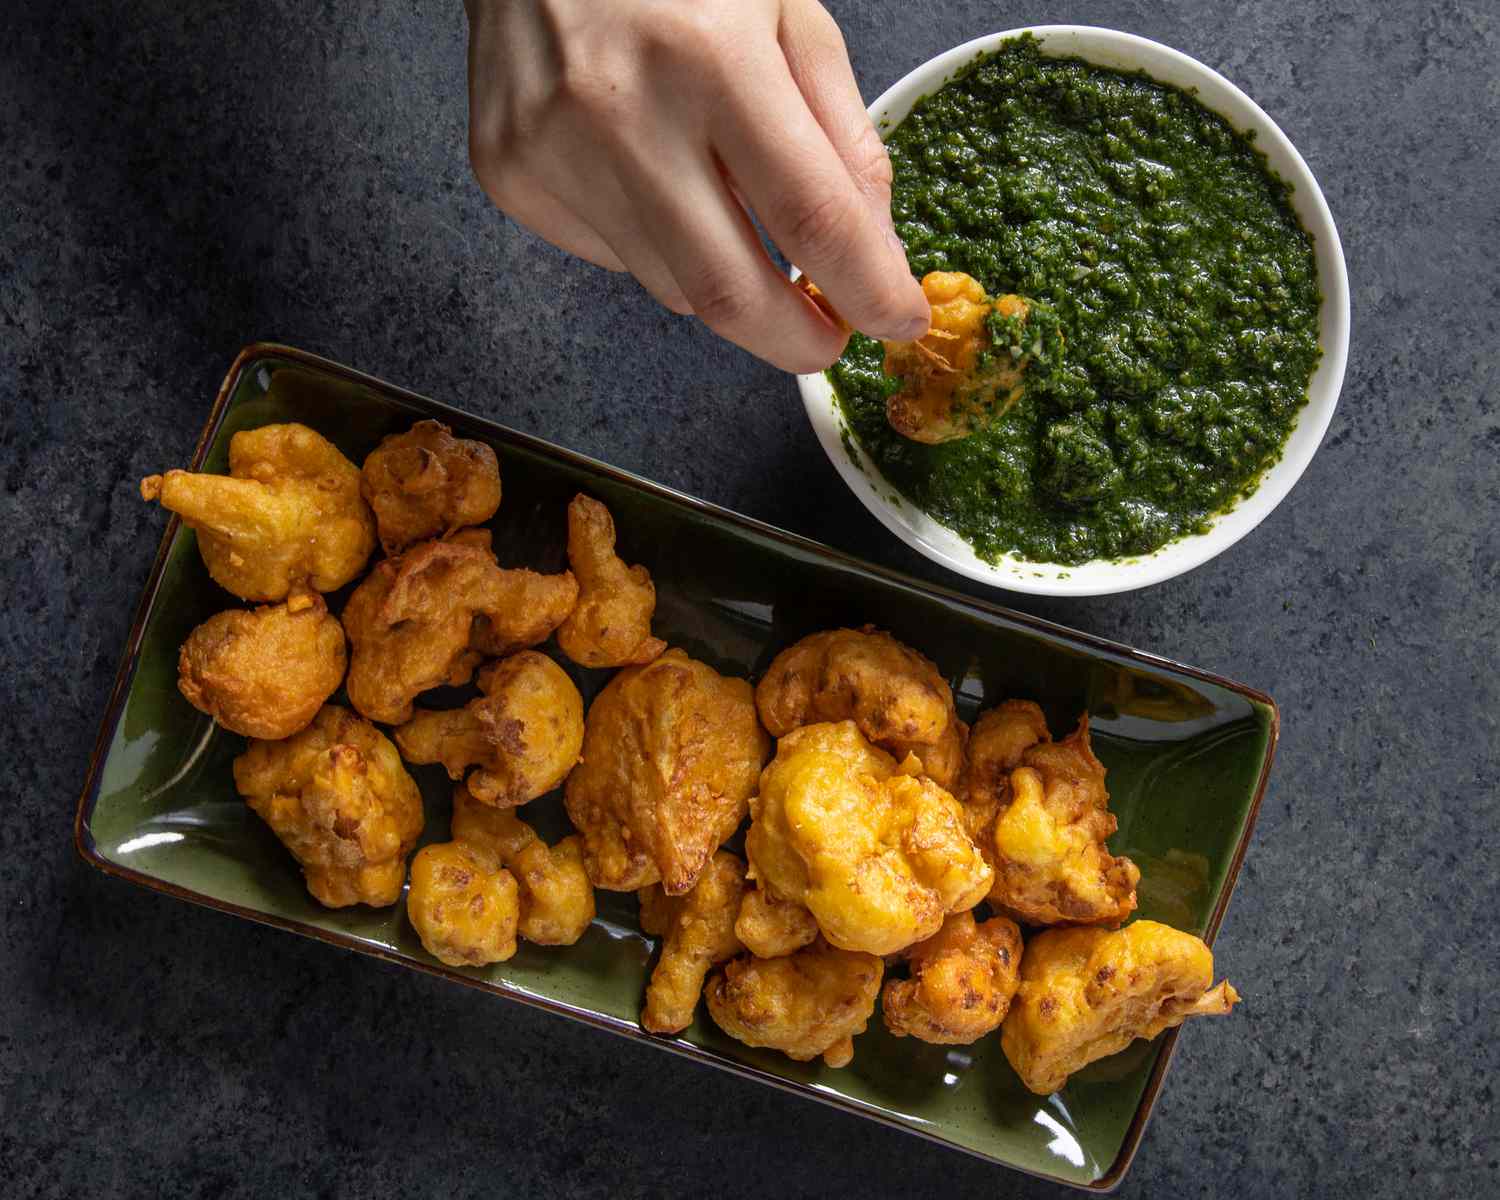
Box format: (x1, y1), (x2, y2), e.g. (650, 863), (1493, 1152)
(894, 314), (930, 340)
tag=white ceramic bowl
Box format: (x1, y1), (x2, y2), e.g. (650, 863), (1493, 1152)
(797, 25), (1350, 596)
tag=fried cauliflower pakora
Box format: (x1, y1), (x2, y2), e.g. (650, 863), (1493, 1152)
(745, 721), (992, 956)
(882, 911), (1023, 1045)
(394, 651), (584, 808)
(974, 715), (1140, 927)
(564, 649), (769, 894)
(448, 527), (578, 658)
(406, 840), (520, 967)
(705, 939), (883, 1068)
(232, 706), (424, 908)
(1001, 921), (1239, 1095)
(451, 786), (595, 945)
(556, 494), (666, 668)
(141, 423), (376, 601)
(638, 851), (747, 1033)
(755, 626), (966, 789)
(884, 272), (1048, 445)
(360, 419), (502, 555)
(177, 591), (346, 739)
(734, 886), (819, 959)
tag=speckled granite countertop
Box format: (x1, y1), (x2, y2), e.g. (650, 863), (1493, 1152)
(2, 1), (1496, 1196)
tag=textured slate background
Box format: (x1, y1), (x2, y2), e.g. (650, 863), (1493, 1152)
(2, 1), (1496, 1196)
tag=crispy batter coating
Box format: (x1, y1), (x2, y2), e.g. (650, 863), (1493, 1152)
(360, 419), (502, 555)
(564, 649), (769, 894)
(394, 651), (584, 807)
(755, 626), (967, 789)
(883, 272), (1037, 445)
(141, 423), (376, 601)
(705, 939), (883, 1068)
(1001, 920), (1239, 1095)
(976, 715), (1140, 926)
(447, 527), (579, 659)
(406, 840), (520, 966)
(177, 591), (346, 739)
(881, 911), (1023, 1044)
(745, 721), (992, 956)
(232, 705), (424, 908)
(734, 886), (819, 959)
(638, 851), (747, 1033)
(556, 494), (666, 668)
(959, 700), (1051, 879)
(451, 786), (595, 945)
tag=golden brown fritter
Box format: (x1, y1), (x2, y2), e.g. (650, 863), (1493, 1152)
(555, 494), (666, 668)
(705, 939), (883, 1068)
(564, 648), (769, 894)
(881, 910), (1023, 1044)
(406, 840), (520, 967)
(445, 526), (579, 659)
(1001, 920), (1239, 1095)
(755, 627), (966, 789)
(394, 651), (584, 808)
(745, 721), (992, 956)
(959, 699), (1051, 872)
(177, 591), (346, 739)
(638, 851), (747, 1033)
(883, 272), (1042, 445)
(232, 705), (424, 908)
(451, 786), (595, 945)
(141, 423), (376, 601)
(734, 886), (819, 960)
(977, 716), (1140, 927)
(360, 419), (502, 555)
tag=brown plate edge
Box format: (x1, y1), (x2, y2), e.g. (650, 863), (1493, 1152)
(73, 341), (1281, 1193)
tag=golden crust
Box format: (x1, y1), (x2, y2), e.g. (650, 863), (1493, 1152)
(394, 651), (584, 808)
(638, 851), (747, 1033)
(881, 910), (1022, 1044)
(745, 721), (992, 956)
(555, 494), (666, 668)
(754, 626), (966, 789)
(1001, 921), (1239, 1094)
(564, 649), (769, 894)
(705, 939), (883, 1068)
(406, 840), (520, 967)
(177, 592), (345, 739)
(360, 419), (502, 555)
(734, 886), (819, 959)
(232, 705), (424, 908)
(141, 423), (375, 601)
(451, 787), (595, 945)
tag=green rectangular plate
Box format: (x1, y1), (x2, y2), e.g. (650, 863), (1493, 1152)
(76, 345), (1275, 1191)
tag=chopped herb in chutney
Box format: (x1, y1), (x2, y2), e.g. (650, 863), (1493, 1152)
(829, 36), (1322, 566)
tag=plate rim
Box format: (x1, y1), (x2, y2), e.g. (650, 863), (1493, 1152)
(76, 341), (1279, 1192)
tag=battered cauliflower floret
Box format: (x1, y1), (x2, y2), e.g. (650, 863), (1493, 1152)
(755, 626), (967, 789)
(453, 527), (579, 659)
(637, 851), (747, 1033)
(881, 910), (1023, 1045)
(705, 939), (884, 1068)
(360, 419), (502, 555)
(451, 786), (595, 945)
(745, 721), (992, 956)
(1001, 920), (1239, 1095)
(564, 649), (769, 894)
(141, 423), (376, 601)
(981, 715), (1140, 926)
(883, 272), (1044, 445)
(177, 590), (345, 739)
(555, 494), (666, 668)
(406, 840), (520, 967)
(734, 886), (819, 959)
(394, 651), (584, 808)
(232, 705), (425, 908)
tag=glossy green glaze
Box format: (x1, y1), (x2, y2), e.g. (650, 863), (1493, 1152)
(79, 347), (1275, 1190)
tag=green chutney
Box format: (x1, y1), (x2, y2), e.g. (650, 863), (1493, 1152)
(830, 36), (1322, 566)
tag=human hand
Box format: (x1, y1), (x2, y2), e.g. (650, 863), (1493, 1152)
(464, 0), (929, 372)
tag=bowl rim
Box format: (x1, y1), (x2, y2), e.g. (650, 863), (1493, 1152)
(796, 24), (1351, 596)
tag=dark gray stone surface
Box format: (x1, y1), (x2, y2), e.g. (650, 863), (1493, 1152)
(2, 0), (1496, 1196)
